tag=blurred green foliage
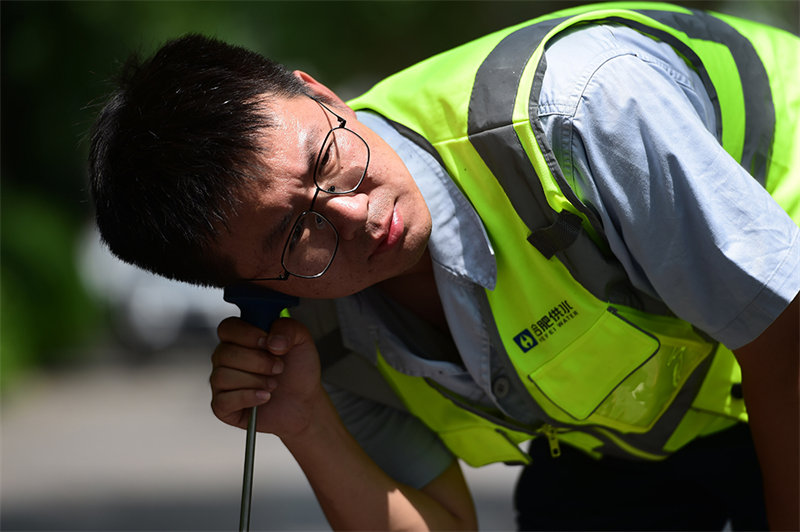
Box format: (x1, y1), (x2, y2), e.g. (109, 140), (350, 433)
(1, 1), (797, 389)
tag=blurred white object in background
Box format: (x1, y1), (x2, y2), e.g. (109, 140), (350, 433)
(77, 224), (238, 352)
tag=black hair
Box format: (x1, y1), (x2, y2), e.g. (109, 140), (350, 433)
(88, 33), (307, 287)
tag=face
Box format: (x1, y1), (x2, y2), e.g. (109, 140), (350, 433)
(217, 84), (432, 299)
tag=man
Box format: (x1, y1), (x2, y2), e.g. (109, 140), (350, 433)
(89, 3), (799, 530)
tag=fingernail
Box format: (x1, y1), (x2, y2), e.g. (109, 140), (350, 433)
(255, 390), (271, 402)
(267, 334), (288, 351)
(257, 336), (268, 349)
(273, 359), (284, 374)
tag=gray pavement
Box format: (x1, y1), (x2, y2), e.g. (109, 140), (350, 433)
(2, 344), (520, 531)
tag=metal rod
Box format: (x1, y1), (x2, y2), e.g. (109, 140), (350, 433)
(239, 406), (258, 532)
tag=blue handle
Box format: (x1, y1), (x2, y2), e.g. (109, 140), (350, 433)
(223, 283), (298, 331)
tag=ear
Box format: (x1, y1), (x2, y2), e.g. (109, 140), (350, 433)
(293, 70), (353, 114)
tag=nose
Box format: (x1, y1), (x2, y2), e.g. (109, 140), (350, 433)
(320, 193), (369, 241)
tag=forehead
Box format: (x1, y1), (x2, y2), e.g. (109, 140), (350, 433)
(254, 94), (327, 171)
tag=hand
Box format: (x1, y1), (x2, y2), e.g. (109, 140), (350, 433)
(211, 317), (479, 531)
(210, 316), (323, 439)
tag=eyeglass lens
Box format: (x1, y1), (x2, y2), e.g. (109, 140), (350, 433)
(283, 213), (338, 277)
(315, 128), (367, 193)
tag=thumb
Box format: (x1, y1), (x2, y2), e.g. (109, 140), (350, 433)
(265, 317), (314, 355)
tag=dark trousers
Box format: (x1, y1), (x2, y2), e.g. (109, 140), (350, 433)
(514, 423), (768, 531)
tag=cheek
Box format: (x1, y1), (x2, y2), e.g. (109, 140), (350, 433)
(315, 259), (379, 297)
(265, 262), (372, 299)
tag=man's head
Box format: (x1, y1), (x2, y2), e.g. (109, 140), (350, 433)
(89, 34), (307, 287)
(89, 34), (432, 295)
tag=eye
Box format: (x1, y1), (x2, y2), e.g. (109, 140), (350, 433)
(288, 221), (304, 251)
(314, 214), (326, 229)
(318, 142), (334, 174)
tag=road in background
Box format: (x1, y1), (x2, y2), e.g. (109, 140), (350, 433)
(2, 344), (520, 531)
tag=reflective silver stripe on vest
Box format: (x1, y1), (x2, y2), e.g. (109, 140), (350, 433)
(468, 17), (571, 236)
(468, 16), (670, 314)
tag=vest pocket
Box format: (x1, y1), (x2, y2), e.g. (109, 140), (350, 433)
(527, 306), (712, 432)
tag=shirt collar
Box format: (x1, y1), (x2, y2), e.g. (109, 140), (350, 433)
(356, 111), (496, 289)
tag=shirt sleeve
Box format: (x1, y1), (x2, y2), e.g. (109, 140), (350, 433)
(292, 297), (455, 489)
(540, 24), (800, 349)
(324, 382), (455, 489)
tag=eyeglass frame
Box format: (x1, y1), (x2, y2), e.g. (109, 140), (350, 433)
(247, 95), (371, 282)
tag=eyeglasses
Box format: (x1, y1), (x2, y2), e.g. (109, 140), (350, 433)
(249, 96), (370, 281)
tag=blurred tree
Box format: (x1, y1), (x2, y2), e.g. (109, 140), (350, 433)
(1, 1), (797, 389)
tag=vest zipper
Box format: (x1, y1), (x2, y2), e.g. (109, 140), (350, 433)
(539, 425), (667, 461)
(539, 424), (562, 457)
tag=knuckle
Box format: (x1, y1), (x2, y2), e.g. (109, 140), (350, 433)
(217, 316), (246, 340)
(209, 397), (225, 418)
(216, 317), (235, 338)
(211, 394), (237, 421)
(255, 354), (274, 375)
(208, 368), (229, 390)
(211, 342), (236, 366)
(210, 344), (225, 365)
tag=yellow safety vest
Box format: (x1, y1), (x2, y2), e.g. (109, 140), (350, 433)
(348, 2), (800, 465)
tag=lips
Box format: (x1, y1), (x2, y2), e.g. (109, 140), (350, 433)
(373, 204), (403, 256)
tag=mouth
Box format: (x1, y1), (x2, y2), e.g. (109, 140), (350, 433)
(372, 203), (403, 256)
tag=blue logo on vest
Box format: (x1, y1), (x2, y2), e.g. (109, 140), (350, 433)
(513, 329), (537, 352)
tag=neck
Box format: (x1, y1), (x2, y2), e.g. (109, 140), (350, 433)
(376, 249), (447, 332)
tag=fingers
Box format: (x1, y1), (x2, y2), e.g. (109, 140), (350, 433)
(217, 316), (269, 348)
(212, 317), (277, 427)
(263, 317), (314, 355)
(211, 388), (271, 429)
(209, 362), (279, 394)
(214, 316), (298, 375)
(209, 356), (277, 429)
(211, 340), (285, 376)
(216, 315), (312, 356)
(210, 316), (318, 431)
